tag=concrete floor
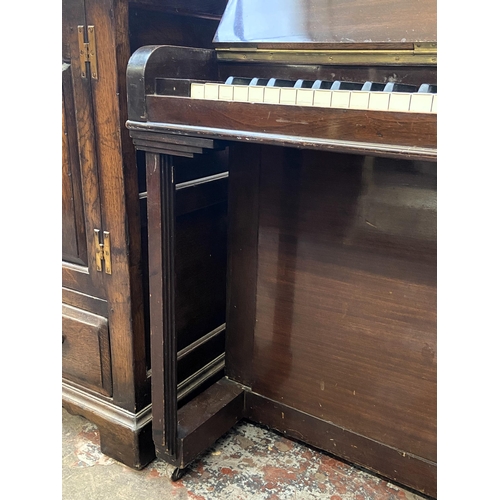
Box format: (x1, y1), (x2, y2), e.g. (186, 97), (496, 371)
(62, 408), (431, 500)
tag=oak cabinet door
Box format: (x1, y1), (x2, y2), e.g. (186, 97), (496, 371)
(62, 0), (105, 300)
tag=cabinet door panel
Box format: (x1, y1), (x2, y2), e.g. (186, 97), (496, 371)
(62, 0), (105, 300)
(62, 304), (112, 397)
(62, 64), (87, 266)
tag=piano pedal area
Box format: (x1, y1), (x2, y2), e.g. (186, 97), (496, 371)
(191, 77), (437, 113)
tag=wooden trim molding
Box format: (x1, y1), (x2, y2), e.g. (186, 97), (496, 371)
(62, 381), (155, 469)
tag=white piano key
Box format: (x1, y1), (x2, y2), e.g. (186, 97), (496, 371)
(204, 83), (220, 100)
(233, 85), (250, 102)
(388, 92), (412, 112)
(296, 88), (314, 106)
(349, 91), (370, 110)
(409, 93), (433, 113)
(190, 83), (205, 99)
(280, 88), (297, 105)
(368, 92), (390, 111)
(330, 90), (351, 109)
(218, 84), (234, 101)
(431, 94), (437, 113)
(264, 87), (281, 104)
(248, 86), (265, 103)
(190, 80), (437, 115)
(313, 89), (332, 108)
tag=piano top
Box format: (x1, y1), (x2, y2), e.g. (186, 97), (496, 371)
(214, 0), (437, 49)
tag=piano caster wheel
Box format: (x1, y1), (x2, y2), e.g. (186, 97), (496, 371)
(171, 467), (185, 482)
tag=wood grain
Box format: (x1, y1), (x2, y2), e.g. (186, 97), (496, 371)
(146, 96), (437, 159)
(250, 148), (436, 462)
(214, 0), (436, 48)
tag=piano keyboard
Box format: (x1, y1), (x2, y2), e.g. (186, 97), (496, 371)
(190, 78), (437, 114)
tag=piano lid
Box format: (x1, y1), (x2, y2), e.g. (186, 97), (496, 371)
(214, 0), (437, 50)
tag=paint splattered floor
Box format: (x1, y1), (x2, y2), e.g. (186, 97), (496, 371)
(62, 408), (431, 500)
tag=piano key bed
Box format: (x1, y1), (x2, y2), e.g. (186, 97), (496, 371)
(191, 77), (437, 113)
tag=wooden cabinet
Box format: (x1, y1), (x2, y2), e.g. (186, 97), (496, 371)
(62, 0), (227, 468)
(62, 0), (154, 469)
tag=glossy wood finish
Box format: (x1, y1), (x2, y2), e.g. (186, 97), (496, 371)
(216, 61), (437, 88)
(252, 147), (436, 460)
(129, 0), (226, 19)
(214, 0), (436, 48)
(142, 95), (436, 159)
(221, 145), (437, 495)
(127, 45), (217, 122)
(129, 6), (224, 54)
(225, 143), (260, 386)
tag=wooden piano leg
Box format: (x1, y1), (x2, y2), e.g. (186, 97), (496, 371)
(145, 152), (178, 458)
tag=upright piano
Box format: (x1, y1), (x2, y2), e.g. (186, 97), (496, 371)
(126, 0), (437, 496)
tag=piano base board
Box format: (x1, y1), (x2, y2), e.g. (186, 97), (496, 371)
(245, 391), (437, 499)
(155, 377), (436, 498)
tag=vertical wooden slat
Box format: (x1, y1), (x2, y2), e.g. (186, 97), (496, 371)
(146, 153), (178, 455)
(225, 143), (261, 386)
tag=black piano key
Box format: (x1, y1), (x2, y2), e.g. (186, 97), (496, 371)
(312, 80), (335, 89)
(294, 79), (316, 88)
(330, 81), (364, 90)
(418, 84), (437, 93)
(267, 78), (296, 87)
(225, 76), (253, 85)
(383, 83), (418, 93)
(361, 82), (386, 91)
(249, 78), (270, 86)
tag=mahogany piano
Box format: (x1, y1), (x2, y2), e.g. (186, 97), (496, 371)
(126, 0), (437, 496)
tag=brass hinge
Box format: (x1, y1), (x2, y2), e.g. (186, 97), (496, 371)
(413, 42), (437, 63)
(77, 25), (98, 79)
(94, 229), (112, 274)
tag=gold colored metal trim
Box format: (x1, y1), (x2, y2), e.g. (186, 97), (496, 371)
(86, 26), (98, 80)
(102, 231), (111, 275)
(94, 229), (103, 272)
(77, 26), (88, 78)
(94, 229), (112, 274)
(77, 25), (98, 79)
(215, 45), (437, 66)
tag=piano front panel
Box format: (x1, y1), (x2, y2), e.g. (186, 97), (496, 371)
(145, 94), (437, 157)
(247, 146), (436, 462)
